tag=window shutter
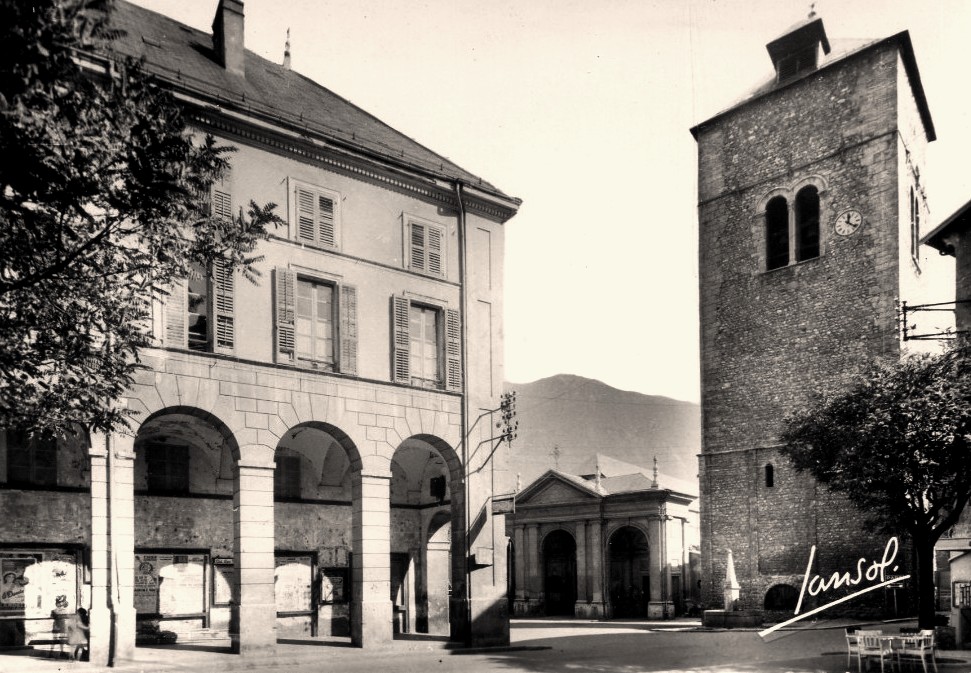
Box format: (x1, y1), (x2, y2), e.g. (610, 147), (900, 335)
(213, 190), (233, 222)
(410, 222), (426, 272)
(318, 194), (336, 246)
(445, 308), (462, 392)
(296, 186), (316, 243)
(339, 284), (358, 375)
(427, 225), (443, 276)
(164, 279), (188, 348)
(275, 267), (296, 362)
(213, 260), (235, 352)
(391, 296), (411, 384)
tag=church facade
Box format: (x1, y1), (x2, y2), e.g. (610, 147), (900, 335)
(692, 15), (937, 614)
(507, 456), (700, 619)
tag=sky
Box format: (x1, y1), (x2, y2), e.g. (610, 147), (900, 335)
(129, 0), (971, 403)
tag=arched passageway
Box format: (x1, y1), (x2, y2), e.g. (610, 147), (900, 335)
(543, 530), (576, 616)
(608, 526), (650, 618)
(273, 423), (360, 639)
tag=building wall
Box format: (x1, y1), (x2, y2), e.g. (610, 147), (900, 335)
(0, 100), (514, 653)
(697, 42), (930, 611)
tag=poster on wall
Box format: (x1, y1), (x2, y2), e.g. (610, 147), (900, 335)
(319, 567), (347, 604)
(213, 559), (234, 607)
(135, 553), (207, 616)
(0, 555), (39, 615)
(274, 556), (312, 613)
(46, 554), (77, 615)
(134, 555), (159, 614)
(158, 555), (205, 615)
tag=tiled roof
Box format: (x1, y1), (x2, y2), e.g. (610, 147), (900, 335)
(106, 1), (514, 201)
(577, 453), (698, 497)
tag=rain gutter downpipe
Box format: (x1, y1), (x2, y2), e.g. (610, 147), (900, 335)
(455, 181), (472, 646)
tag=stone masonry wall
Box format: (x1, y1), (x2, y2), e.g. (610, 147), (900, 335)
(696, 42), (922, 610)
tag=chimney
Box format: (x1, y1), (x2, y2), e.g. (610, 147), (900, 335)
(212, 0), (245, 77)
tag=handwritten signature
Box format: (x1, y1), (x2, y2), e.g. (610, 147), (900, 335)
(759, 537), (909, 638)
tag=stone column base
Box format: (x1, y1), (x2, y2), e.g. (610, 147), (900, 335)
(111, 605), (137, 662)
(574, 601), (606, 619)
(232, 603), (277, 655)
(468, 596), (509, 648)
(87, 605), (111, 666)
(352, 598), (393, 648)
(647, 601), (675, 619)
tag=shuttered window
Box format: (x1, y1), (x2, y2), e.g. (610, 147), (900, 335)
(166, 262), (235, 354)
(405, 217), (446, 277)
(6, 429), (57, 487)
(275, 267), (356, 374)
(213, 190), (233, 222)
(390, 296), (461, 391)
(291, 180), (340, 249)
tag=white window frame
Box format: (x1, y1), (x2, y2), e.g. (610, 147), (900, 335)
(288, 178), (342, 250)
(403, 214), (447, 278)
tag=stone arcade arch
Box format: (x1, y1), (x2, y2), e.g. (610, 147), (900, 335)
(272, 422), (362, 640)
(132, 407), (239, 647)
(607, 525), (651, 618)
(391, 434), (465, 641)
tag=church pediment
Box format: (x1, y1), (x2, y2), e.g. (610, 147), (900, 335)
(517, 472), (600, 506)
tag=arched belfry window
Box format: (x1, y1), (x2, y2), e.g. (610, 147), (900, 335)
(765, 196), (789, 270)
(765, 464), (774, 488)
(795, 186), (820, 262)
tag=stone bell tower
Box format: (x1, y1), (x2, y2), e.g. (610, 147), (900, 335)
(691, 13), (935, 613)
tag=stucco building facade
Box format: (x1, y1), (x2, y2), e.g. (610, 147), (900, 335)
(692, 15), (937, 615)
(0, 0), (519, 665)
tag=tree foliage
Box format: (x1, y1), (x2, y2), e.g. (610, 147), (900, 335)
(0, 0), (284, 436)
(781, 348), (971, 626)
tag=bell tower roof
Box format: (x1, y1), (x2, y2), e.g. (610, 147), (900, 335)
(766, 15), (831, 81)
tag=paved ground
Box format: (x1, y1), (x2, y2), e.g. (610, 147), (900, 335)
(2, 618), (968, 673)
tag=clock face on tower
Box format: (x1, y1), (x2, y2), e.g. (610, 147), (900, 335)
(834, 209), (863, 236)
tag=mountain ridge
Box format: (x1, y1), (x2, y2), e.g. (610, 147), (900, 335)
(503, 374), (701, 489)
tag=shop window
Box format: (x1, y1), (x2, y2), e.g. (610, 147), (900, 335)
(145, 443), (189, 494)
(6, 429), (57, 487)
